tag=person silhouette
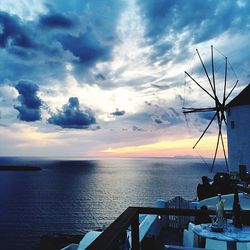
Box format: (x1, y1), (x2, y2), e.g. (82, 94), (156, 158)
(197, 176), (212, 201)
(195, 205), (212, 225)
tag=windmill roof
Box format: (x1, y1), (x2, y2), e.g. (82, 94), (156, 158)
(226, 83), (250, 108)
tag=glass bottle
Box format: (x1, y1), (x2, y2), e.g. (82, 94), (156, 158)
(233, 189), (242, 228)
(216, 193), (224, 227)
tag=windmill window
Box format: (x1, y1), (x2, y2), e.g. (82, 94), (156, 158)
(231, 121), (235, 129)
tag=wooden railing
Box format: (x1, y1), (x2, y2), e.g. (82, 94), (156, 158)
(86, 207), (250, 250)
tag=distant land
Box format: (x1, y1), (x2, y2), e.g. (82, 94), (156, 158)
(0, 166), (42, 171)
(173, 155), (198, 159)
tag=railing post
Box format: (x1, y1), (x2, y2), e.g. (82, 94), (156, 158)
(131, 212), (140, 250)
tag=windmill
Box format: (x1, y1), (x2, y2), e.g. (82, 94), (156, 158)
(182, 45), (239, 172)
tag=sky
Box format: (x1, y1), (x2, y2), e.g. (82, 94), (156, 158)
(0, 0), (249, 158)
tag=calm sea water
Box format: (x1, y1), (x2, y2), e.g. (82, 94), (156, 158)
(0, 157), (225, 250)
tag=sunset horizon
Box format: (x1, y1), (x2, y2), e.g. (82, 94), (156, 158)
(1, 0), (249, 160)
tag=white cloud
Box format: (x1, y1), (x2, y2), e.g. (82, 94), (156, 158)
(0, 0), (47, 21)
(0, 0), (249, 157)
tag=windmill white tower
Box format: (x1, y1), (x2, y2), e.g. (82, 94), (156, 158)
(226, 84), (250, 173)
(183, 46), (240, 172)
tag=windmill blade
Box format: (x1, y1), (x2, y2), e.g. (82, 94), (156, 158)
(222, 57), (228, 105)
(220, 130), (229, 172)
(211, 45), (216, 96)
(225, 79), (238, 102)
(218, 56), (228, 126)
(183, 47), (234, 173)
(182, 107), (217, 114)
(193, 112), (217, 149)
(196, 48), (215, 95)
(211, 129), (221, 172)
(211, 45), (224, 119)
(185, 71), (216, 100)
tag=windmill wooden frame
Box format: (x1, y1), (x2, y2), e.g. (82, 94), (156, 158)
(183, 46), (238, 172)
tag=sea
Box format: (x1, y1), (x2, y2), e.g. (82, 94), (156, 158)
(0, 157), (226, 250)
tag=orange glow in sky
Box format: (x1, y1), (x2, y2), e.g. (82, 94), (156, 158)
(99, 135), (227, 158)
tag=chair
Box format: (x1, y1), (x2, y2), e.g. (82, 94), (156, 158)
(183, 229), (189, 247)
(166, 196), (194, 229)
(205, 239), (226, 250)
(237, 243), (250, 250)
(164, 222), (216, 250)
(205, 240), (250, 250)
(183, 222), (195, 247)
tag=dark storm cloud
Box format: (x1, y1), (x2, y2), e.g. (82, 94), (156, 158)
(8, 47), (36, 60)
(58, 27), (111, 66)
(39, 13), (77, 29)
(139, 0), (250, 44)
(110, 109), (125, 116)
(0, 11), (35, 49)
(14, 80), (42, 121)
(48, 97), (96, 129)
(0, 53), (68, 84)
(0, 0), (124, 83)
(139, 0), (250, 65)
(0, 11), (71, 82)
(47, 0), (123, 40)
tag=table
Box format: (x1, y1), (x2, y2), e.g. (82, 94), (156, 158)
(193, 224), (250, 250)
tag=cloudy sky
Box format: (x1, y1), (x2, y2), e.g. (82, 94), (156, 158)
(0, 0), (249, 157)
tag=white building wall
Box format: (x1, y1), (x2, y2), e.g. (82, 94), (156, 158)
(227, 105), (250, 172)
